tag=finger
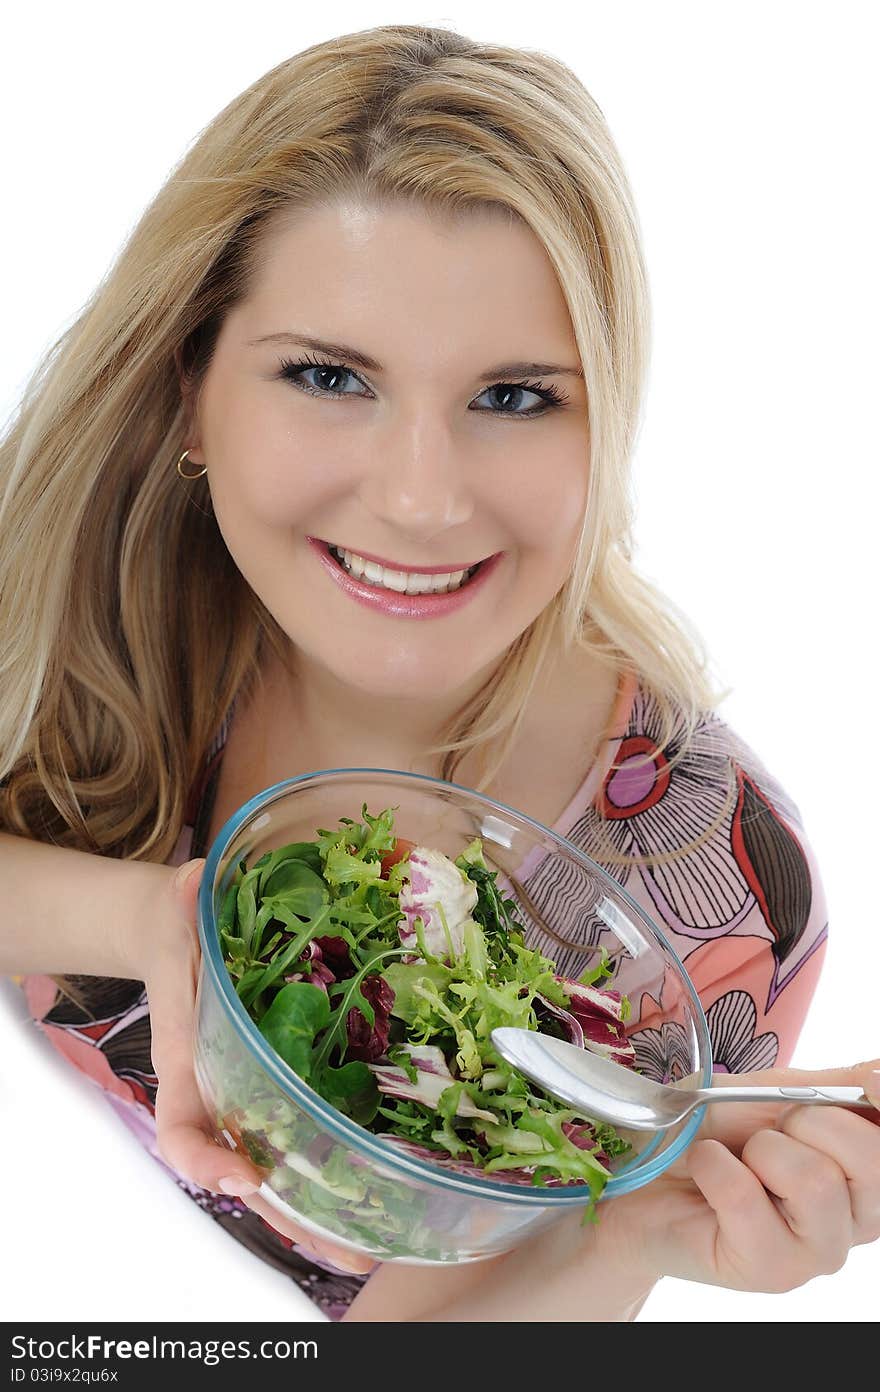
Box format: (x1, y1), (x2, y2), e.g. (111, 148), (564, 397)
(151, 1015), (262, 1193)
(240, 1187), (378, 1276)
(152, 1065), (262, 1196)
(171, 858), (206, 954)
(165, 862), (377, 1274)
(686, 1138), (825, 1292)
(778, 1103), (880, 1244)
(740, 1127), (853, 1277)
(725, 1057), (880, 1092)
(864, 1068), (880, 1112)
(696, 1059), (880, 1155)
(147, 944), (263, 1195)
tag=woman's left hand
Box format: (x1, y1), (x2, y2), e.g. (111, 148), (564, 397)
(344, 1058), (880, 1320)
(594, 1056), (880, 1295)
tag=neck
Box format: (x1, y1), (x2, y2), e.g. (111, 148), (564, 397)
(267, 640), (507, 775)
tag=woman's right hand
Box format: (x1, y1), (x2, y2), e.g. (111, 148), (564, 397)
(140, 855), (376, 1277)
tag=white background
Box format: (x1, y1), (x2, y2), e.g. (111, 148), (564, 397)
(2, 0), (878, 1323)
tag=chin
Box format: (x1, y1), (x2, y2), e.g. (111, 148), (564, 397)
(342, 653), (482, 703)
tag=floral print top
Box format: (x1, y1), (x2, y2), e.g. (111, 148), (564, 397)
(11, 668), (829, 1320)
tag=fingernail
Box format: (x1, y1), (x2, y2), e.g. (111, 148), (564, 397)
(867, 1068), (880, 1104)
(218, 1176), (261, 1195)
(174, 858), (204, 892)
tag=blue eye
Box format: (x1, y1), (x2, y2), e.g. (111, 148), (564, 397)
(280, 358), (365, 397)
(472, 381), (566, 415)
(275, 355), (568, 417)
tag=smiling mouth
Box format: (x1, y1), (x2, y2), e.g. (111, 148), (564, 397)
(325, 543), (486, 596)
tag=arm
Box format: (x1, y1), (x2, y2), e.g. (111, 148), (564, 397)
(0, 829), (169, 979)
(2, 837), (372, 1276)
(343, 1206), (659, 1322)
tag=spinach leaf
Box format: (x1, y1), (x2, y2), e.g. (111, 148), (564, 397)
(257, 981), (330, 1081)
(261, 860), (328, 918)
(315, 1060), (380, 1126)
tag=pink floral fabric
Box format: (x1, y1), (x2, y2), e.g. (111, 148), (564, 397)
(11, 669), (828, 1319)
(513, 676), (827, 1083)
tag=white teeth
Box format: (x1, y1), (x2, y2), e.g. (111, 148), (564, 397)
(343, 549), (365, 578)
(382, 569), (409, 593)
(331, 546), (474, 595)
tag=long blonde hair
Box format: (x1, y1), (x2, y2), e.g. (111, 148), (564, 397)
(1, 22), (735, 890)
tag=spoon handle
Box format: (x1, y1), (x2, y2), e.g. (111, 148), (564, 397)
(693, 1084), (873, 1108)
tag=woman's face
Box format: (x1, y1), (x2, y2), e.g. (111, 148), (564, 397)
(183, 198), (590, 703)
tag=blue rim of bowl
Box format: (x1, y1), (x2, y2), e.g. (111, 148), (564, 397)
(198, 766), (713, 1205)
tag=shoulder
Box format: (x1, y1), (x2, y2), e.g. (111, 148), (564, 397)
(604, 681), (826, 961)
(598, 679), (813, 854)
(534, 681), (829, 1068)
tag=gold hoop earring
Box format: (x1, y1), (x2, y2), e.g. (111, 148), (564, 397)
(177, 449), (207, 480)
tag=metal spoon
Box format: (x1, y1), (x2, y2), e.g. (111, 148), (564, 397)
(490, 1027), (874, 1131)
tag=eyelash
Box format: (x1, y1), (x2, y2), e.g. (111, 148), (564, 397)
(275, 352), (569, 418)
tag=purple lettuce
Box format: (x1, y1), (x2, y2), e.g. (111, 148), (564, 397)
(368, 1044), (497, 1122)
(397, 847), (479, 961)
(555, 976), (636, 1068)
(345, 973), (395, 1063)
(534, 993), (586, 1048)
(283, 940), (336, 992)
(314, 934), (354, 977)
(561, 1120), (612, 1168)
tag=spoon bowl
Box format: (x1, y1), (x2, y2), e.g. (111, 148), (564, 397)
(490, 1027), (872, 1131)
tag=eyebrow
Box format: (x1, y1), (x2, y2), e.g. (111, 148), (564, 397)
(246, 332), (584, 382)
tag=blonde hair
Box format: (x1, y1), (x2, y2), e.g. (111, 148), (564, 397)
(1, 22), (736, 896)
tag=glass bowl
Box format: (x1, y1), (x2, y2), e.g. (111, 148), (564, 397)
(194, 768), (712, 1265)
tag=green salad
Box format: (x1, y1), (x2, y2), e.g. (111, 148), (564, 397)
(213, 803), (637, 1258)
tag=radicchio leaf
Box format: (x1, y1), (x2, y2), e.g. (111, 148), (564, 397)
(561, 1120), (611, 1168)
(534, 993), (586, 1048)
(368, 1044), (497, 1122)
(398, 847), (479, 960)
(555, 976), (637, 1068)
(345, 973), (395, 1063)
(283, 940), (336, 993)
(314, 934), (355, 977)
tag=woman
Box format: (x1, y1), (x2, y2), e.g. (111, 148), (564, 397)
(2, 22), (877, 1321)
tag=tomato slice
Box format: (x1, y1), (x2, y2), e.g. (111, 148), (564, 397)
(379, 837), (416, 878)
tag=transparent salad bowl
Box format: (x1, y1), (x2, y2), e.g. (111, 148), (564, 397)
(194, 769), (712, 1265)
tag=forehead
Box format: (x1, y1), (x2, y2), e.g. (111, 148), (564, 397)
(241, 198), (576, 354)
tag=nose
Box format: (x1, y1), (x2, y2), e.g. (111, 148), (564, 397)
(355, 411), (474, 543)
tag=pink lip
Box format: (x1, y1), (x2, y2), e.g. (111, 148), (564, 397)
(312, 538), (485, 575)
(307, 536), (504, 620)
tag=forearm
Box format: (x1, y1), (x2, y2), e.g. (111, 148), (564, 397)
(343, 1208), (659, 1322)
(0, 830), (166, 979)
(417, 1254), (655, 1322)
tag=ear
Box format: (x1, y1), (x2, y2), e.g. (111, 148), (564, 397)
(174, 347), (203, 459)
(174, 346), (197, 409)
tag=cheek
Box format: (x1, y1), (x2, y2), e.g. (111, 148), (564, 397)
(202, 380), (358, 523)
(213, 446), (347, 527)
(499, 451), (589, 554)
